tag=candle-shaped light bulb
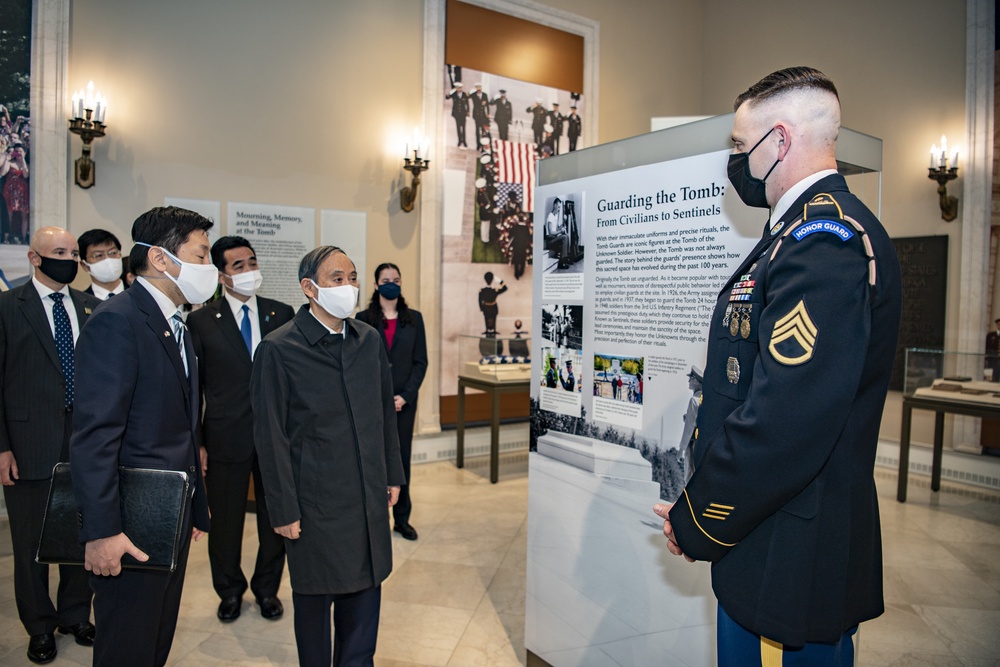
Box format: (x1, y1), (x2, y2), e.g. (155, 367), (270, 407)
(71, 92), (79, 120)
(951, 148), (959, 170)
(85, 81), (95, 111)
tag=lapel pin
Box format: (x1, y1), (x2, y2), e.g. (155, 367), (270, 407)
(85, 307), (92, 314)
(215, 312), (221, 318)
(164, 331), (171, 338)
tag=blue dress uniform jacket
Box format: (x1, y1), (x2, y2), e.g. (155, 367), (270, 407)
(668, 174), (902, 646)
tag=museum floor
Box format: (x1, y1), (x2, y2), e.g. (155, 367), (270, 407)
(0, 431), (998, 666)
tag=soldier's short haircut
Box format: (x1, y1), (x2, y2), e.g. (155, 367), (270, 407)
(734, 66), (839, 112)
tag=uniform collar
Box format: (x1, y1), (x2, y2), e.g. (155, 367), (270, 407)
(770, 169), (838, 230)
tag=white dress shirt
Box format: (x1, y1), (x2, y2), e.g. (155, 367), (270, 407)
(224, 291), (262, 357)
(90, 280), (125, 301)
(32, 275), (82, 343)
(136, 276), (188, 375)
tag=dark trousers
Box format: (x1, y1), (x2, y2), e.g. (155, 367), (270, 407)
(553, 135), (561, 155)
(3, 478), (92, 636)
(393, 402), (416, 525)
(207, 451), (285, 600)
(497, 123), (509, 140)
(91, 520), (192, 667)
(293, 586), (381, 667)
(717, 603), (855, 666)
(569, 135), (578, 151)
(454, 117), (467, 147)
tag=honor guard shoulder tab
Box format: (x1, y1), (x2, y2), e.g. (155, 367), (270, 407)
(769, 193), (877, 288)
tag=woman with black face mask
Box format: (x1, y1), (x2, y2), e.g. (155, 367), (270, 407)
(356, 263), (428, 541)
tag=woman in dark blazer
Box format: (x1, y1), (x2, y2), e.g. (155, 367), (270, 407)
(356, 263), (427, 540)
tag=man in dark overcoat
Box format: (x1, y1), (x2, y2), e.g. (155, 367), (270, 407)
(251, 245), (404, 667)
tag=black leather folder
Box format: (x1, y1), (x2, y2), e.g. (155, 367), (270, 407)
(36, 462), (190, 572)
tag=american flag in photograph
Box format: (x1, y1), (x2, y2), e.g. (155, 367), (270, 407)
(492, 139), (537, 212)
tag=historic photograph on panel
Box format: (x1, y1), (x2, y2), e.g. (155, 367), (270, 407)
(540, 192), (584, 274)
(0, 0), (33, 288)
(540, 303), (582, 351)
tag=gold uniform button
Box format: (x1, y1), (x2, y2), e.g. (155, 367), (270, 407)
(694, 428), (699, 439)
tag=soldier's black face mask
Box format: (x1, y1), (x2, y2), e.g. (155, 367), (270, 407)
(728, 127), (780, 209)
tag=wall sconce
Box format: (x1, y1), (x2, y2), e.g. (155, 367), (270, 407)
(400, 129), (429, 213)
(68, 81), (107, 189)
(928, 135), (959, 222)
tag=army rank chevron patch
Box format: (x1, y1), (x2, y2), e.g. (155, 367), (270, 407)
(768, 300), (818, 366)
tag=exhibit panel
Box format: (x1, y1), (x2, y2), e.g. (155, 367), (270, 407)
(526, 117), (883, 666)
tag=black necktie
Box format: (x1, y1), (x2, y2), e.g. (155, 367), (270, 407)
(49, 293), (74, 408)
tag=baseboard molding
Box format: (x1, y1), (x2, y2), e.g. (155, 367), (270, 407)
(876, 439), (1000, 492)
(411, 423), (530, 465)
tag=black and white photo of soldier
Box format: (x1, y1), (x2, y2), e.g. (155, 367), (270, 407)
(542, 194), (583, 274)
(540, 304), (582, 351)
(678, 366), (703, 482)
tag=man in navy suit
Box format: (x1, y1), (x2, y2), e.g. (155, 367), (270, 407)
(656, 67), (901, 666)
(188, 236), (293, 623)
(0, 226), (99, 663)
(78, 229), (126, 300)
(71, 206), (215, 666)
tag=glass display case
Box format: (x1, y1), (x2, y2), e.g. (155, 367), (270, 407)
(458, 334), (532, 382)
(904, 347), (1000, 404)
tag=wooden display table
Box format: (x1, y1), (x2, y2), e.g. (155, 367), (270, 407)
(455, 374), (530, 483)
(897, 393), (1000, 502)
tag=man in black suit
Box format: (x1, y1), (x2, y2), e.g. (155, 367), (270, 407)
(71, 206), (215, 667)
(79, 228), (126, 300)
(490, 89), (512, 141)
(188, 236), (294, 623)
(0, 226), (99, 664)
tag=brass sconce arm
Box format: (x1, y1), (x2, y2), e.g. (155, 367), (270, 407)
(401, 154), (429, 213)
(928, 166), (958, 222)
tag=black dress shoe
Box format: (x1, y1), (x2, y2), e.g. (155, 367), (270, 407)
(57, 621), (95, 646)
(258, 596), (284, 620)
(27, 633), (56, 664)
(217, 596), (242, 622)
(394, 522), (418, 541)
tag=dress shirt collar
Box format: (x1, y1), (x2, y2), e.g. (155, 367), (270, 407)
(136, 276), (183, 323)
(32, 274), (70, 300)
(770, 169), (838, 230)
(224, 290), (257, 320)
(90, 280), (124, 300)
(309, 304), (345, 337)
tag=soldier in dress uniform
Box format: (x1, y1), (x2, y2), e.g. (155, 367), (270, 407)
(654, 67), (902, 666)
(446, 82), (470, 148)
(470, 83), (491, 146)
(490, 89), (512, 141)
(566, 105), (582, 152)
(526, 99), (548, 146)
(547, 103), (564, 155)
